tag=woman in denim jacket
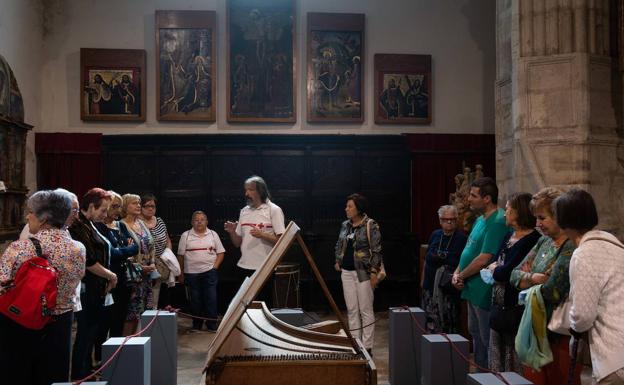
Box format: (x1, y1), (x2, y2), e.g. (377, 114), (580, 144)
(334, 193), (382, 355)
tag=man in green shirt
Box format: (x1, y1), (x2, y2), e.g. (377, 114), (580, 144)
(452, 177), (509, 370)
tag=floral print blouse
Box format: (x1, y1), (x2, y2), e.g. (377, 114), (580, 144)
(124, 219), (155, 267)
(0, 228), (86, 315)
(510, 235), (576, 316)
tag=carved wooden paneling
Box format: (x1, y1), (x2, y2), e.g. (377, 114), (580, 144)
(311, 149), (358, 194)
(211, 149), (258, 195)
(104, 149), (158, 195)
(102, 135), (413, 310)
(160, 150), (206, 190)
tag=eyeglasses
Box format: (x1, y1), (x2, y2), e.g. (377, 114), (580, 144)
(142, 204), (156, 209)
(439, 217), (458, 224)
(111, 204), (121, 209)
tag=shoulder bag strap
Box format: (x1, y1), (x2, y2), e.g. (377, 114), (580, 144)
(544, 238), (569, 276)
(183, 231), (190, 254)
(366, 219), (372, 256)
(29, 237), (44, 259)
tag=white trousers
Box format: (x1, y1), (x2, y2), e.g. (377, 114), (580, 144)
(341, 269), (375, 349)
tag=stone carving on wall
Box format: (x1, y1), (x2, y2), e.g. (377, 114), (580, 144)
(0, 54), (31, 242)
(0, 54), (24, 122)
(449, 164), (485, 234)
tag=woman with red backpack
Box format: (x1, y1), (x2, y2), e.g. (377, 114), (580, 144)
(0, 189), (86, 385)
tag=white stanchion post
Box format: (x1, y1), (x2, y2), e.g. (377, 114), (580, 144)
(421, 334), (469, 385)
(141, 310), (177, 385)
(389, 306), (426, 385)
(101, 337), (151, 385)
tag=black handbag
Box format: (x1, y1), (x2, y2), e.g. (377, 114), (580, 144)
(124, 261), (143, 285)
(489, 303), (524, 334)
(437, 265), (457, 295)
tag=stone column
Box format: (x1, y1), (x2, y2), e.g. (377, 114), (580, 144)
(496, 0), (623, 236)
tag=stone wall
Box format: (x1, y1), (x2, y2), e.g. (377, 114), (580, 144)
(496, 0), (624, 236)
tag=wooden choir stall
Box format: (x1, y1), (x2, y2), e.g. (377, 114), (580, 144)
(203, 222), (377, 385)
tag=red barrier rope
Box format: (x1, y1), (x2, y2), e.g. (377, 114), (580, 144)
(162, 305), (221, 322)
(108, 305), (513, 384)
(72, 309), (162, 385)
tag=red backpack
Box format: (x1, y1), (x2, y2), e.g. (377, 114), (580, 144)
(0, 238), (58, 329)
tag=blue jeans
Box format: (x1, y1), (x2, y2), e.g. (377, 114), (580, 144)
(185, 269), (218, 330)
(467, 301), (491, 370)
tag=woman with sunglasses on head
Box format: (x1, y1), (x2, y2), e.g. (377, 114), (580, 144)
(421, 205), (467, 333)
(94, 191), (138, 339)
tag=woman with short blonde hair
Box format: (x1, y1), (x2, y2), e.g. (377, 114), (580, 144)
(121, 193), (155, 336)
(510, 187), (580, 385)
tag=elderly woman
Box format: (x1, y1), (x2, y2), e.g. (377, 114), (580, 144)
(139, 194), (172, 308)
(69, 187), (115, 380)
(334, 193), (382, 355)
(510, 187), (580, 385)
(421, 205), (467, 333)
(94, 191), (138, 339)
(487, 193), (540, 373)
(0, 190), (85, 385)
(178, 211), (225, 332)
(121, 194), (155, 336)
(18, 188), (79, 240)
(554, 189), (624, 385)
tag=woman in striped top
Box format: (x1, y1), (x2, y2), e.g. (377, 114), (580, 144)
(140, 194), (172, 309)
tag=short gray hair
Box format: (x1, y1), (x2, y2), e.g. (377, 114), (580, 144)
(27, 190), (72, 229)
(54, 188), (78, 204)
(437, 205), (458, 218)
(191, 210), (207, 221)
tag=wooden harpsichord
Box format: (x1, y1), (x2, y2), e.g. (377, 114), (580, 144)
(203, 222), (376, 385)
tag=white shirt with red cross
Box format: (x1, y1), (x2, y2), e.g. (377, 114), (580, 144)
(235, 199), (285, 270)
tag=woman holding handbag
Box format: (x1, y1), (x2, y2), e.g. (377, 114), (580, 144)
(421, 205), (467, 333)
(555, 189), (624, 385)
(334, 193), (382, 356)
(486, 192), (540, 373)
(121, 194), (156, 336)
(509, 187), (580, 385)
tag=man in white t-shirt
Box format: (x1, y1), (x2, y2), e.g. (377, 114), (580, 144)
(178, 211), (225, 331)
(224, 175), (285, 279)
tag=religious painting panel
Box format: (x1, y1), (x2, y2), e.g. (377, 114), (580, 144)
(307, 13), (364, 123)
(227, 0), (296, 122)
(156, 10), (216, 122)
(80, 48), (146, 121)
(374, 54), (431, 124)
